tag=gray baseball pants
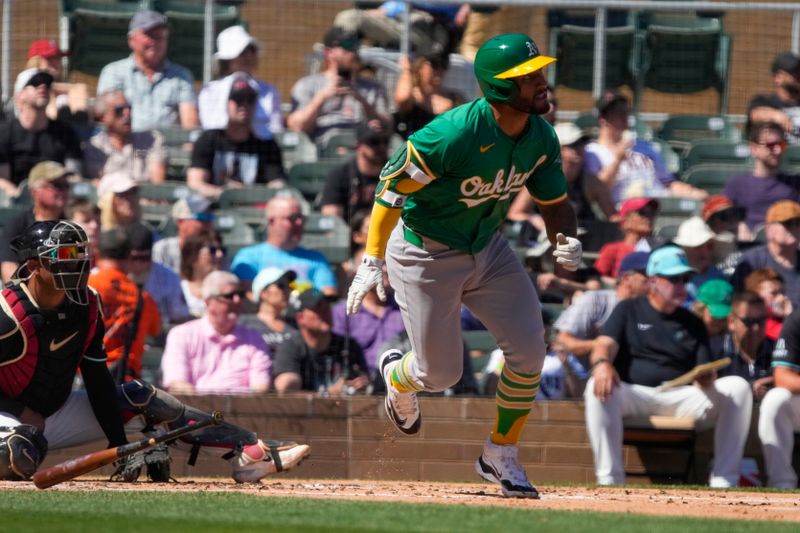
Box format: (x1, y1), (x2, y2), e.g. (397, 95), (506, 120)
(385, 223), (546, 392)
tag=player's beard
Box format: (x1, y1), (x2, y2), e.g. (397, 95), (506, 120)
(507, 90), (550, 115)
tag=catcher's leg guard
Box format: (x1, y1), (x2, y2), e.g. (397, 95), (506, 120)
(0, 425), (48, 480)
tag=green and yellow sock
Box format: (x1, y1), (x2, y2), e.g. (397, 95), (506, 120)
(491, 365), (540, 446)
(390, 352), (424, 393)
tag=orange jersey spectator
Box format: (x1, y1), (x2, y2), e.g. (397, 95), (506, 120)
(89, 228), (161, 380)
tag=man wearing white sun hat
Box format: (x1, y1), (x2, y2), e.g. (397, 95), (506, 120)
(198, 25), (283, 140)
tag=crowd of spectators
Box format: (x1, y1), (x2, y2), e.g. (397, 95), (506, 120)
(3, 6), (800, 490)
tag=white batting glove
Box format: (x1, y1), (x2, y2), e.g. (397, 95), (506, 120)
(552, 232), (582, 272)
(346, 255), (387, 315)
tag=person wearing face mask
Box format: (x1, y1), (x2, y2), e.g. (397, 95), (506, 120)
(88, 227), (161, 382)
(585, 245), (753, 488)
(716, 291), (774, 400)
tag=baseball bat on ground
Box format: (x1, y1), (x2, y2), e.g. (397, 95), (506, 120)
(32, 411), (224, 489)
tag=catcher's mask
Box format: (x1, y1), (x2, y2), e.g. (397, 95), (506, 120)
(11, 220), (92, 305)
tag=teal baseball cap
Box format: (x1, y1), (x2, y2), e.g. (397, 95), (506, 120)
(646, 245), (696, 277)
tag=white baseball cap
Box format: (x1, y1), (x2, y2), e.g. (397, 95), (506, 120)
(97, 171), (138, 198)
(215, 26), (258, 60)
(554, 122), (590, 147)
(673, 216), (716, 248)
(250, 267), (296, 302)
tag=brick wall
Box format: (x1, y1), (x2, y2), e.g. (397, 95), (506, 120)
(43, 394), (766, 484)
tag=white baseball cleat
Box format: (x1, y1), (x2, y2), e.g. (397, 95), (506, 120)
(231, 439), (311, 483)
(475, 437), (539, 498)
(380, 349), (421, 435)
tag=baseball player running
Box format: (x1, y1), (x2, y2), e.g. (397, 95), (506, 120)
(347, 33), (581, 498)
(0, 220), (309, 483)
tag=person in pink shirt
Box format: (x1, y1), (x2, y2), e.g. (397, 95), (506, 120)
(161, 270), (271, 394)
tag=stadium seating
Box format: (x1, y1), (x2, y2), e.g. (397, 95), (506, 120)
(781, 144), (800, 172)
(680, 163), (749, 195)
(319, 131), (357, 160)
(140, 203), (174, 235)
(287, 160), (342, 205)
(299, 212), (351, 264)
(155, 0), (240, 80)
(276, 130), (319, 170)
(62, 1), (242, 79)
(70, 181), (98, 203)
(138, 181), (192, 204)
(656, 115), (740, 152)
(0, 206), (23, 229)
(681, 140), (750, 170)
(62, 1), (141, 76)
(655, 196), (702, 227)
(649, 138), (681, 175)
(214, 209), (257, 247)
(640, 25), (732, 113)
(549, 24), (639, 93)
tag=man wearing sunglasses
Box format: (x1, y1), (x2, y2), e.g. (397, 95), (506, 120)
(732, 200), (800, 308)
(84, 90), (167, 184)
(0, 68), (82, 198)
(585, 245), (753, 488)
(0, 161), (72, 285)
(188, 73), (286, 199)
(725, 121), (800, 238)
(716, 291), (774, 400)
(320, 122), (391, 220)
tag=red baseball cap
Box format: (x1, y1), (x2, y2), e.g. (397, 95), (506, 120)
(618, 197), (659, 218)
(27, 39), (69, 60)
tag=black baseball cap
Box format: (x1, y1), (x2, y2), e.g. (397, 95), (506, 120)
(98, 228), (130, 260)
(229, 74), (258, 101)
(772, 51), (800, 74)
(126, 222), (153, 253)
(323, 27), (359, 51)
(290, 288), (336, 312)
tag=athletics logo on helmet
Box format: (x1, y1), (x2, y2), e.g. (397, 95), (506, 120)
(474, 33), (556, 103)
(11, 219), (92, 305)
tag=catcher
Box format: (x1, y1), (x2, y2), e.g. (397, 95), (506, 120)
(0, 220), (309, 483)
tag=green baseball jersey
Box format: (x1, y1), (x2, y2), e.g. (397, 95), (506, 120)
(376, 98), (567, 253)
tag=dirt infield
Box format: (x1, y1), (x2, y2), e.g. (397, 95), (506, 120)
(8, 478), (800, 523)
